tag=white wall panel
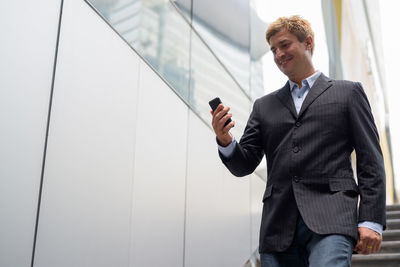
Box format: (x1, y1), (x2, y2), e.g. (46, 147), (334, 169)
(185, 110), (251, 267)
(130, 61), (188, 267)
(184, 110), (224, 267)
(0, 0), (61, 266)
(219, 156), (252, 266)
(33, 0), (140, 266)
(250, 174), (265, 252)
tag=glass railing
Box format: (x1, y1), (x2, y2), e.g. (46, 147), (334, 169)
(85, 0), (252, 136)
(189, 0), (251, 94)
(189, 26), (251, 136)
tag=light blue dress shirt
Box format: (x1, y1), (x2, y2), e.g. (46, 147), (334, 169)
(218, 71), (383, 235)
(289, 71), (321, 113)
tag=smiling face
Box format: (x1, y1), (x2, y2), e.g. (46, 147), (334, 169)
(269, 29), (315, 84)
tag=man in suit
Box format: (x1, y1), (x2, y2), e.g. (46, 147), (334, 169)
(211, 16), (386, 266)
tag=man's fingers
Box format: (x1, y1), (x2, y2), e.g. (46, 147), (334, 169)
(353, 240), (361, 251)
(214, 109), (232, 131)
(214, 103), (224, 113)
(364, 242), (378, 254)
(355, 239), (365, 253)
(372, 234), (382, 253)
(219, 115), (233, 136)
(213, 104), (225, 119)
(356, 236), (382, 254)
(372, 242), (380, 253)
(356, 227), (383, 255)
(222, 120), (235, 134)
(210, 103), (235, 143)
(220, 113), (232, 126)
(216, 107), (230, 122)
(355, 237), (369, 254)
(364, 244), (374, 254)
(211, 105), (225, 127)
(211, 104), (224, 121)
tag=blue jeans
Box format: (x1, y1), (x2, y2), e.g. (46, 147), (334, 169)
(260, 216), (355, 267)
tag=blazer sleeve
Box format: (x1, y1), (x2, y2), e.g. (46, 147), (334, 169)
(219, 99), (265, 177)
(348, 82), (386, 229)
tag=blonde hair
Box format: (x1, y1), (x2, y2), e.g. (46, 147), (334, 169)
(266, 15), (315, 55)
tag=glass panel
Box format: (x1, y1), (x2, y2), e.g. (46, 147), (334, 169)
(190, 30), (251, 137)
(172, 0), (192, 23)
(87, 0), (191, 99)
(192, 0), (251, 95)
(87, 0), (254, 136)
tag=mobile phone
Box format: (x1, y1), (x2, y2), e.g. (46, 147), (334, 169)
(209, 97), (233, 127)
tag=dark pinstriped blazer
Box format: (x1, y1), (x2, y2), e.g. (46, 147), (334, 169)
(219, 73), (386, 253)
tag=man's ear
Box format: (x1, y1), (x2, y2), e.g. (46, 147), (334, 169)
(305, 35), (313, 51)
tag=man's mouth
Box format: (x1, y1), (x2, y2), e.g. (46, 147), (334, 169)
(279, 57), (293, 67)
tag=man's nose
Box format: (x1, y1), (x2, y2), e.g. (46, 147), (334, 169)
(276, 49), (284, 58)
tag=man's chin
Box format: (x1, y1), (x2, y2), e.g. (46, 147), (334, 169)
(279, 68), (291, 77)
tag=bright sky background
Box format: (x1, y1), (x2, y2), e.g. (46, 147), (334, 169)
(380, 0), (400, 194)
(254, 0), (400, 194)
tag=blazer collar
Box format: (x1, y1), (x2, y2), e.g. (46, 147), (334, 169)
(298, 73), (333, 118)
(276, 73), (333, 119)
(276, 81), (298, 119)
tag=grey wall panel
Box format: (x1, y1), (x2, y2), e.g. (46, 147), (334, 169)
(219, 160), (252, 265)
(33, 0), (140, 266)
(0, 0), (61, 266)
(184, 110), (223, 267)
(185, 110), (251, 267)
(130, 61), (188, 267)
(250, 174), (265, 252)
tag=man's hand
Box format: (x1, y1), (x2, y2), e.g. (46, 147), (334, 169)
(210, 104), (235, 146)
(354, 227), (382, 254)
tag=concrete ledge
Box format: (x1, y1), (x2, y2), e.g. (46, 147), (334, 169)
(387, 219), (400, 230)
(380, 241), (400, 253)
(352, 253), (400, 267)
(387, 204), (400, 212)
(383, 230), (400, 241)
(388, 211), (400, 220)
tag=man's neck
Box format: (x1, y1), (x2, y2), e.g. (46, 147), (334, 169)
(289, 68), (316, 88)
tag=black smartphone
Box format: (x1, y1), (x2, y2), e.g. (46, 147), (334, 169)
(209, 97), (233, 127)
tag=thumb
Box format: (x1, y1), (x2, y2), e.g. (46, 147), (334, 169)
(354, 238), (363, 252)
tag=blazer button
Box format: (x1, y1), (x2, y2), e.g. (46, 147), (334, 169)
(293, 176), (300, 182)
(293, 146), (300, 153)
(295, 122), (301, 127)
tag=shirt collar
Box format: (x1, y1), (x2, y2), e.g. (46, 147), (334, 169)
(289, 71), (321, 92)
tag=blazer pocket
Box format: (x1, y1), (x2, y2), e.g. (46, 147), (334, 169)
(262, 184), (273, 202)
(329, 178), (359, 193)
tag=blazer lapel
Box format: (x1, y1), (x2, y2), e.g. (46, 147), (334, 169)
(276, 81), (298, 119)
(298, 73), (333, 118)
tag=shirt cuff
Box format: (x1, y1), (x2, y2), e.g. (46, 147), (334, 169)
(218, 137), (237, 157)
(358, 221), (383, 235)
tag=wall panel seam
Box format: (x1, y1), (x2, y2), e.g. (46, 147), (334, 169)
(128, 59), (142, 267)
(30, 0), (64, 266)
